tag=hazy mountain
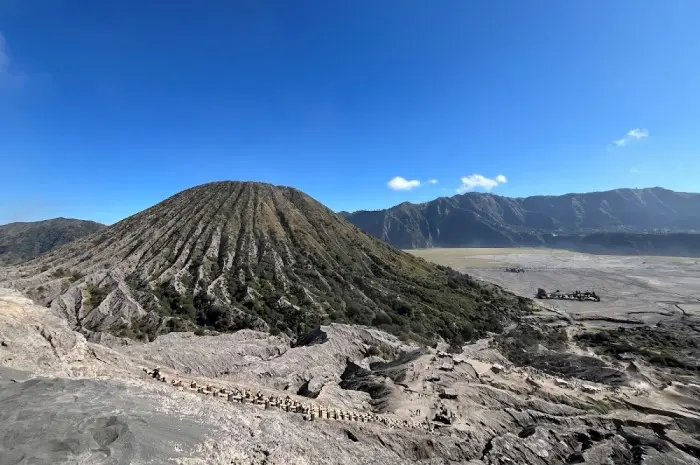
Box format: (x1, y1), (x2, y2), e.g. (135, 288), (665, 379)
(0, 218), (106, 266)
(0, 181), (528, 347)
(344, 187), (700, 251)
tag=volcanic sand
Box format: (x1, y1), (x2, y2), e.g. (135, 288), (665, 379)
(408, 248), (700, 327)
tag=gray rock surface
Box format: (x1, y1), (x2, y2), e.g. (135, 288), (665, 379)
(2, 288), (700, 464)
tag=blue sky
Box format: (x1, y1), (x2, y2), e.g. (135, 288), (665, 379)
(1, 1), (699, 225)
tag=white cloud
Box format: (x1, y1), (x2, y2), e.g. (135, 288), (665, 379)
(0, 34), (10, 79)
(456, 174), (507, 193)
(0, 33), (26, 89)
(0, 35), (7, 70)
(387, 176), (439, 191)
(388, 176), (421, 191)
(613, 128), (649, 147)
(629, 167), (640, 174)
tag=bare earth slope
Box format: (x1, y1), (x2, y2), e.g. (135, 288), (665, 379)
(0, 181), (528, 347)
(0, 289), (434, 465)
(2, 288), (700, 464)
(0, 218), (105, 266)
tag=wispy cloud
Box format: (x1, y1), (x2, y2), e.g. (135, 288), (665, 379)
(613, 128), (649, 147)
(629, 167), (640, 174)
(387, 176), (439, 191)
(0, 35), (7, 70)
(456, 174), (507, 193)
(0, 33), (27, 89)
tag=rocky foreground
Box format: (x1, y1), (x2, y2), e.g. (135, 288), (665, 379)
(2, 288), (700, 464)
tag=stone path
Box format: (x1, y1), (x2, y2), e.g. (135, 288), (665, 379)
(143, 367), (434, 431)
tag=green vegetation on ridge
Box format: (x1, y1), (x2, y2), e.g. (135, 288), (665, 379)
(126, 258), (531, 347)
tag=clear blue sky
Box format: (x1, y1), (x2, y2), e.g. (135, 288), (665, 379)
(1, 1), (699, 225)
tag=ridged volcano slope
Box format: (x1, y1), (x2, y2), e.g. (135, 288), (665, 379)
(2, 182), (529, 346)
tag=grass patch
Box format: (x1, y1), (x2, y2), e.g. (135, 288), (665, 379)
(85, 284), (111, 311)
(51, 268), (69, 278)
(364, 342), (396, 360)
(49, 268), (83, 283)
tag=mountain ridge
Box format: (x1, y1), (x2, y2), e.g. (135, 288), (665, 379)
(343, 186), (700, 251)
(0, 218), (106, 266)
(348, 186), (697, 214)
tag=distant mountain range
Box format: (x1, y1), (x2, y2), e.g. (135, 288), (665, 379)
(343, 187), (700, 256)
(0, 218), (106, 266)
